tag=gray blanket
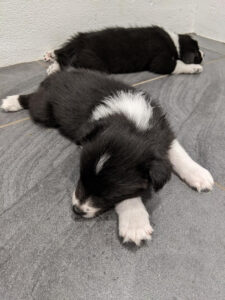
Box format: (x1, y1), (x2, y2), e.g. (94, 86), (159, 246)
(0, 36), (225, 300)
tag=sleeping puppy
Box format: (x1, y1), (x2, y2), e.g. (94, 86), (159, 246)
(44, 26), (204, 76)
(1, 69), (213, 246)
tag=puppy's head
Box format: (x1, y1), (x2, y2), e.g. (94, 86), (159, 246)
(179, 34), (203, 64)
(72, 132), (171, 218)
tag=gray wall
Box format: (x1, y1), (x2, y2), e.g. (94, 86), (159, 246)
(1, 0), (224, 67)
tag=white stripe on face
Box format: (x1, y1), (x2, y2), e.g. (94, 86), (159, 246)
(72, 192), (100, 218)
(96, 153), (110, 174)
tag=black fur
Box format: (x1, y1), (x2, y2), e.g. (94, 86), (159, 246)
(54, 26), (202, 74)
(179, 34), (203, 64)
(18, 69), (175, 215)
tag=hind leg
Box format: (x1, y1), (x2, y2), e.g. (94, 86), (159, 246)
(44, 50), (61, 75)
(46, 61), (61, 75)
(1, 94), (32, 112)
(43, 50), (56, 62)
(1, 92), (58, 128)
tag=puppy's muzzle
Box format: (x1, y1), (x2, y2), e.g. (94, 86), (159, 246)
(73, 205), (86, 216)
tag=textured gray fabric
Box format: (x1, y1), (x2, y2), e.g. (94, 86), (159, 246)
(0, 37), (225, 300)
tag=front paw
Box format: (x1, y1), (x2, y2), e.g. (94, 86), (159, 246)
(118, 209), (153, 246)
(189, 64), (203, 74)
(184, 164), (214, 192)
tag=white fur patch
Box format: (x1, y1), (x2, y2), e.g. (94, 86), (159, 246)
(92, 91), (153, 130)
(44, 50), (56, 62)
(172, 60), (203, 74)
(167, 31), (180, 57)
(115, 197), (153, 246)
(96, 153), (110, 174)
(47, 61), (60, 75)
(199, 50), (204, 59)
(168, 139), (214, 192)
(72, 192), (100, 218)
(1, 95), (22, 112)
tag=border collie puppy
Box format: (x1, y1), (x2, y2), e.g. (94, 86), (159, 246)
(44, 26), (204, 76)
(1, 70), (213, 246)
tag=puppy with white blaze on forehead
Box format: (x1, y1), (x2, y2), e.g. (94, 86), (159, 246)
(1, 69), (214, 246)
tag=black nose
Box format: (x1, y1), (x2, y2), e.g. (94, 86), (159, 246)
(73, 205), (86, 216)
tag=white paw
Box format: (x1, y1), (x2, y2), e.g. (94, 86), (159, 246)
(183, 164), (214, 192)
(46, 61), (60, 75)
(43, 50), (55, 62)
(118, 207), (153, 246)
(1, 95), (22, 112)
(189, 64), (203, 74)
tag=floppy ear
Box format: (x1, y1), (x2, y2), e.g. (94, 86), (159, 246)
(149, 158), (172, 191)
(75, 120), (105, 145)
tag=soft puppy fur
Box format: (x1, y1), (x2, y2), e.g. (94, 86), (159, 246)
(45, 26), (204, 75)
(1, 69), (214, 245)
(5, 69), (174, 214)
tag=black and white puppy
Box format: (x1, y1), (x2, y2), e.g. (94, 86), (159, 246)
(1, 69), (213, 246)
(44, 26), (204, 76)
